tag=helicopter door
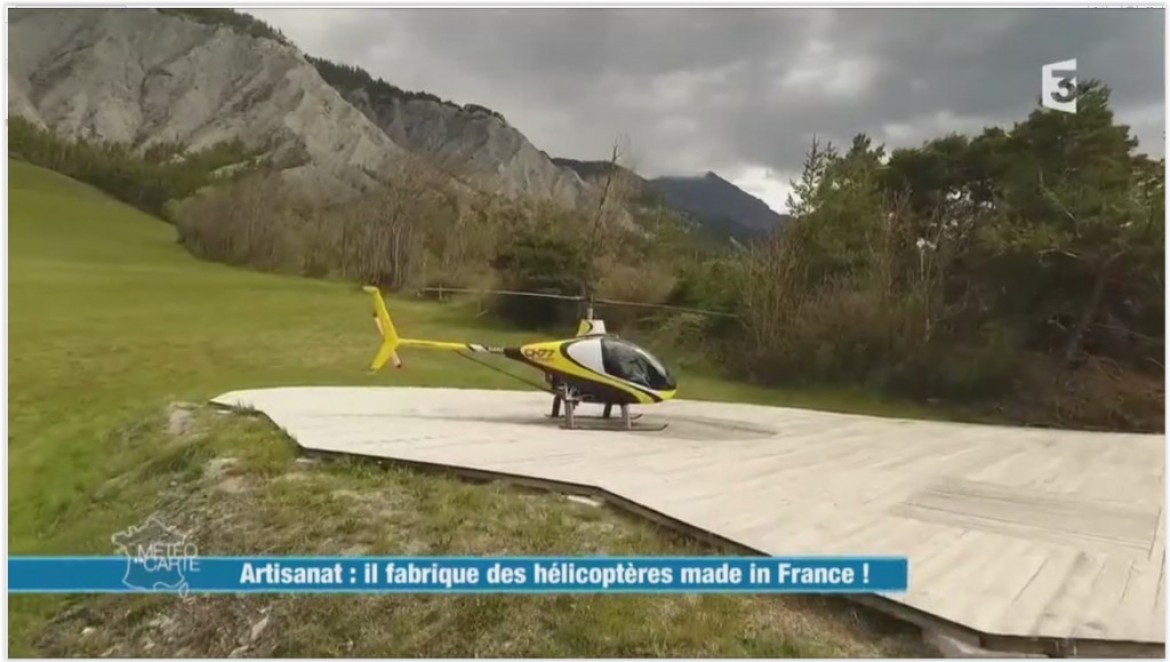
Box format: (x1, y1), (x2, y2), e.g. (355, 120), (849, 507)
(599, 338), (676, 391)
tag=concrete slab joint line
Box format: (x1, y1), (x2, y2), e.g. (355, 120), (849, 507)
(210, 386), (1166, 656)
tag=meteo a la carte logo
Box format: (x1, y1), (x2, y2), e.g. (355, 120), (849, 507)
(1042, 59), (1078, 114)
(110, 516), (200, 597)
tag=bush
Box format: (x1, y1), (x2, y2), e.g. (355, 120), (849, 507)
(177, 171), (454, 288)
(1005, 355), (1164, 432)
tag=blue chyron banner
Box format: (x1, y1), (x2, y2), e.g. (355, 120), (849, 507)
(8, 556), (908, 594)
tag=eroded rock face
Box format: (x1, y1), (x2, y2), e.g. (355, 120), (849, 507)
(7, 8), (613, 215)
(341, 86), (595, 209)
(7, 8), (411, 201)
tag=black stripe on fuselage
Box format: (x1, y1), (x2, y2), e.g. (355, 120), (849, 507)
(503, 346), (652, 404)
(557, 340), (664, 403)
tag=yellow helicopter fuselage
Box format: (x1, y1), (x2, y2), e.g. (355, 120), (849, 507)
(363, 287), (678, 406)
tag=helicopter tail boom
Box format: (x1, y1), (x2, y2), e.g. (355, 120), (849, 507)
(364, 286), (506, 371)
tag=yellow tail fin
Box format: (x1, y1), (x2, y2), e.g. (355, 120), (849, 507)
(363, 286), (402, 371)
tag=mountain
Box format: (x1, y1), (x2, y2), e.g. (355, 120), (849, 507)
(648, 172), (792, 239)
(7, 7), (776, 238)
(551, 158), (791, 241)
(549, 157), (655, 204)
(308, 57), (598, 211)
(6, 8), (605, 213)
(7, 8), (411, 202)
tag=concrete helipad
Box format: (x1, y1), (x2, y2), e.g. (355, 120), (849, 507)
(212, 386), (1165, 655)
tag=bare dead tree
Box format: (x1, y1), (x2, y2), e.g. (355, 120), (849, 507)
(582, 133), (637, 298)
(352, 152), (460, 288)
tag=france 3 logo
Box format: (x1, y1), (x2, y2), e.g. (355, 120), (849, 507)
(1041, 59), (1078, 114)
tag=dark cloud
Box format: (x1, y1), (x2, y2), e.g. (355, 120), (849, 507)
(251, 7), (1164, 212)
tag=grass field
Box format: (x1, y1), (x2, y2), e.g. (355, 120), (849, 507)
(8, 159), (931, 656)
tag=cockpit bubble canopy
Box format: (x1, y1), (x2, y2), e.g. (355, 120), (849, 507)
(600, 336), (676, 391)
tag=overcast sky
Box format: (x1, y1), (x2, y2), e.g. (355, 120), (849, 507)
(251, 7), (1164, 213)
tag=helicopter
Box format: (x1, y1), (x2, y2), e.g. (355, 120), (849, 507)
(361, 285), (735, 431)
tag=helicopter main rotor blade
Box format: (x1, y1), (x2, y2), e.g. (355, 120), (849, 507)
(591, 297), (740, 319)
(417, 286), (738, 319)
(417, 286), (585, 302)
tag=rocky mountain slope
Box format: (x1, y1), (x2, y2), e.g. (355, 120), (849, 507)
(550, 157), (655, 205)
(6, 8), (600, 212)
(8, 8), (772, 237)
(310, 58), (596, 211)
(7, 8), (413, 201)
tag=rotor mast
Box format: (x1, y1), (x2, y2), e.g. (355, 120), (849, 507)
(580, 276), (596, 322)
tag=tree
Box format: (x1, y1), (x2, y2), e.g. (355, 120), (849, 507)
(581, 134), (638, 299)
(970, 80), (1160, 365)
(489, 228), (590, 329)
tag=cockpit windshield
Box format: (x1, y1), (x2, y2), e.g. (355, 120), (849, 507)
(600, 337), (676, 391)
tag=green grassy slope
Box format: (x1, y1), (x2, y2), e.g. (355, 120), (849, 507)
(8, 160), (539, 651)
(9, 160), (544, 547)
(8, 159), (929, 656)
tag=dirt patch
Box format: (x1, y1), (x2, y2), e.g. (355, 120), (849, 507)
(166, 401), (199, 438)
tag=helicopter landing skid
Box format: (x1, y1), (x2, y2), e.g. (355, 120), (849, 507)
(557, 419), (668, 433)
(549, 393), (661, 432)
(545, 412), (644, 421)
(548, 398), (642, 421)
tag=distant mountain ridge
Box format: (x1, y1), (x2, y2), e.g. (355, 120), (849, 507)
(552, 158), (791, 240)
(649, 172), (792, 238)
